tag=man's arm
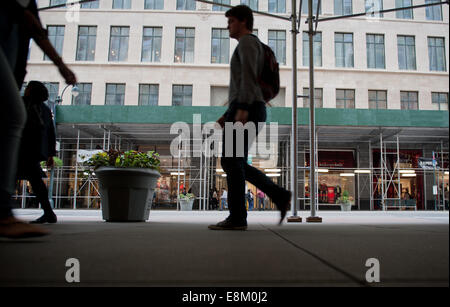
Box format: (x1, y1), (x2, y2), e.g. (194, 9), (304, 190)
(23, 10), (77, 85)
(237, 36), (260, 110)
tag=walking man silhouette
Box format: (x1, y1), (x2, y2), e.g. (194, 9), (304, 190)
(208, 5), (291, 231)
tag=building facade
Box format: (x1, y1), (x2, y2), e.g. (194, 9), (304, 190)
(16, 0), (449, 211)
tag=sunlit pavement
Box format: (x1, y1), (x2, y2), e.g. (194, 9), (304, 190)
(0, 209), (448, 287)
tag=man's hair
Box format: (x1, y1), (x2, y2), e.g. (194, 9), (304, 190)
(225, 5), (254, 31)
(26, 81), (49, 103)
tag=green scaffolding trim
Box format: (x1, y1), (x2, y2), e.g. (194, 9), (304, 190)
(56, 105), (449, 127)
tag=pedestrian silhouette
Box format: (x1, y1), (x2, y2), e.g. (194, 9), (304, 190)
(17, 81), (58, 224)
(208, 5), (291, 231)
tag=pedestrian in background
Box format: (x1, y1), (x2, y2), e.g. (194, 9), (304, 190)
(17, 81), (58, 224)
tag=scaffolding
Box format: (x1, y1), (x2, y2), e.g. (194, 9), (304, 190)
(29, 0), (449, 213)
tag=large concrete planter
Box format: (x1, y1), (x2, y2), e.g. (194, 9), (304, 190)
(179, 199), (194, 211)
(340, 203), (352, 211)
(95, 167), (160, 222)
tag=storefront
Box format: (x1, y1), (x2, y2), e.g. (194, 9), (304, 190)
(304, 150), (356, 209)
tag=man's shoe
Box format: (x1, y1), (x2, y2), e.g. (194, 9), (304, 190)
(0, 217), (49, 239)
(277, 191), (292, 225)
(30, 213), (57, 224)
(208, 219), (247, 230)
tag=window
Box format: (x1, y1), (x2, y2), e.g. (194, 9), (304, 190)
(44, 82), (59, 103)
(428, 37), (446, 71)
(302, 0), (321, 14)
(366, 34), (385, 69)
(109, 26), (129, 62)
(368, 90), (387, 109)
(144, 0), (164, 9)
(268, 0), (285, 13)
(76, 26), (97, 61)
(302, 32), (322, 67)
(50, 0), (66, 6)
(172, 85), (192, 106)
(44, 26), (64, 61)
(268, 30), (286, 65)
(72, 83), (92, 105)
(139, 84), (159, 106)
(81, 0), (99, 8)
(142, 27), (162, 62)
(105, 84), (125, 105)
(174, 28), (195, 63)
(177, 0), (196, 10)
(334, 0), (352, 15)
(212, 0), (230, 11)
(211, 86), (229, 106)
(335, 33), (354, 68)
(211, 29), (230, 64)
(303, 88), (323, 108)
(365, 0), (383, 18)
(336, 89), (355, 108)
(426, 0), (442, 20)
(400, 91), (418, 110)
(398, 35), (416, 70)
(241, 0), (258, 11)
(432, 92), (449, 110)
(396, 0), (413, 19)
(253, 29), (259, 37)
(112, 0), (131, 9)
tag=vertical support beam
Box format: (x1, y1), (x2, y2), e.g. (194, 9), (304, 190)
(21, 181), (26, 209)
(357, 145), (360, 210)
(380, 132), (385, 211)
(102, 130), (106, 150)
(199, 139), (203, 211)
(107, 130), (111, 150)
(306, 0), (321, 223)
(397, 135), (401, 204)
(288, 0), (301, 223)
(441, 140), (445, 210)
(73, 129), (80, 209)
(369, 141), (373, 211)
(177, 142), (181, 210)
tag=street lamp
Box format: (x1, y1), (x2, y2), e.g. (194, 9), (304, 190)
(47, 84), (79, 209)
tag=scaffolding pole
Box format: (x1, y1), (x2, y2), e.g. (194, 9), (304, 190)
(73, 129), (80, 209)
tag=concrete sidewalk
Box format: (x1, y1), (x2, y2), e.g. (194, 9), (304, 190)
(0, 210), (448, 287)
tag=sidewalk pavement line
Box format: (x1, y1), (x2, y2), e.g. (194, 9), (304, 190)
(262, 224), (371, 287)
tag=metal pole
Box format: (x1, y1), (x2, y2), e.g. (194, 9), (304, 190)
(306, 0), (321, 223)
(287, 0), (302, 223)
(177, 142), (181, 210)
(369, 140), (373, 211)
(107, 130), (111, 150)
(380, 133), (385, 211)
(357, 145), (360, 210)
(423, 148), (427, 211)
(441, 140), (445, 210)
(397, 135), (401, 206)
(73, 129), (80, 209)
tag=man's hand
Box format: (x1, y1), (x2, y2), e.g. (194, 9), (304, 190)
(58, 64), (77, 85)
(46, 157), (54, 168)
(234, 109), (249, 124)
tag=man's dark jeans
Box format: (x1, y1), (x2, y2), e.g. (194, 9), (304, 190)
(221, 101), (290, 224)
